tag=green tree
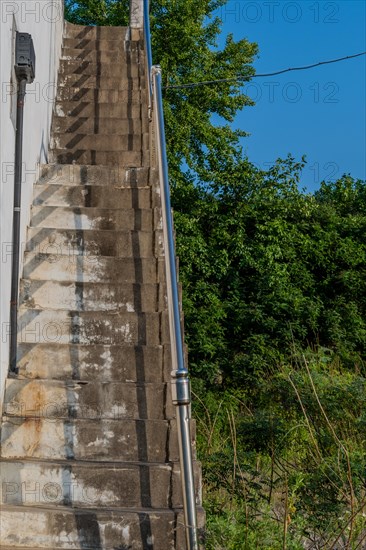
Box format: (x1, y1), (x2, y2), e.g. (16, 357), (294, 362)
(175, 156), (366, 388)
(64, 0), (130, 26)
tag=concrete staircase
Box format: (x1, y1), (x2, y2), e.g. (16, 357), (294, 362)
(0, 22), (203, 549)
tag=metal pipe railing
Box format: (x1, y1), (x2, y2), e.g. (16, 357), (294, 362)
(9, 77), (27, 374)
(141, 2), (199, 549)
(152, 65), (199, 550)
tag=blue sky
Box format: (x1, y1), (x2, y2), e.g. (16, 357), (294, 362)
(214, 0), (366, 192)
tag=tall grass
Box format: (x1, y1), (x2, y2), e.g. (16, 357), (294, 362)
(193, 354), (366, 549)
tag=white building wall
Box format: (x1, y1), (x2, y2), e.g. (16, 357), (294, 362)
(0, 1), (64, 407)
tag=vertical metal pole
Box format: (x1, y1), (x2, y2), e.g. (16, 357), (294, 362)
(143, 0), (153, 81)
(143, 0), (153, 116)
(152, 65), (199, 550)
(9, 77), (27, 373)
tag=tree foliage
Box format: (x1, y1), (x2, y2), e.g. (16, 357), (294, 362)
(175, 158), (366, 389)
(64, 0), (129, 26)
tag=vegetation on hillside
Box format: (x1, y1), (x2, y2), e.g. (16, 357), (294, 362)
(65, 2), (366, 546)
(179, 164), (366, 547)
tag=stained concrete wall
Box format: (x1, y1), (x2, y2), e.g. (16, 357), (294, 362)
(0, 1), (64, 407)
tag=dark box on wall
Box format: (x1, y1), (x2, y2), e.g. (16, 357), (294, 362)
(15, 32), (36, 83)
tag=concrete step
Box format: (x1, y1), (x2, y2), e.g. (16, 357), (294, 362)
(25, 228), (163, 257)
(1, 417), (182, 462)
(49, 148), (144, 166)
(52, 116), (148, 136)
(32, 184), (157, 208)
(64, 22), (130, 41)
(58, 73), (143, 90)
(55, 101), (142, 119)
(52, 115), (148, 135)
(56, 87), (143, 103)
(22, 252), (163, 283)
(0, 507), (175, 550)
(1, 459), (202, 509)
(3, 379), (173, 420)
(62, 47), (139, 64)
(0, 460), (183, 509)
(63, 37), (137, 51)
(15, 343), (174, 382)
(38, 165), (155, 187)
(59, 59), (139, 78)
(50, 133), (148, 153)
(19, 280), (168, 311)
(0, 505), (205, 549)
(16, 307), (170, 346)
(29, 206), (161, 230)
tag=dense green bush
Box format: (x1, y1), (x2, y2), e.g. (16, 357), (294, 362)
(178, 164), (366, 546)
(175, 161), (366, 388)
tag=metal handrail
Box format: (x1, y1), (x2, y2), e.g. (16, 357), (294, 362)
(142, 2), (199, 549)
(152, 66), (199, 550)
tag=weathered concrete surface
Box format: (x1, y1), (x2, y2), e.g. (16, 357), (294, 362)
(62, 48), (141, 65)
(25, 228), (163, 258)
(32, 185), (158, 208)
(0, 459), (201, 508)
(22, 253), (165, 283)
(63, 37), (133, 50)
(15, 343), (183, 383)
(0, 460), (173, 508)
(0, 506), (206, 549)
(58, 75), (146, 91)
(64, 21), (130, 40)
(29, 206), (162, 230)
(52, 116), (148, 134)
(56, 87), (144, 103)
(51, 133), (148, 152)
(3, 379), (173, 420)
(1, 417), (184, 462)
(19, 281), (168, 310)
(50, 149), (146, 167)
(15, 307), (171, 345)
(39, 165), (157, 187)
(0, 17), (203, 549)
(18, 289), (180, 355)
(55, 101), (142, 119)
(0, 506), (178, 549)
(59, 59), (141, 78)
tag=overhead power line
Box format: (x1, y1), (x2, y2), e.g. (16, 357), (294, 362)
(165, 51), (366, 90)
